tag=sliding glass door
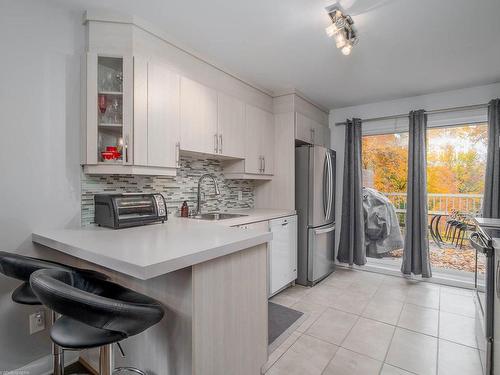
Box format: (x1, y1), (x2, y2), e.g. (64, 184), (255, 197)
(360, 122), (488, 283)
(426, 123), (487, 280)
(362, 132), (408, 264)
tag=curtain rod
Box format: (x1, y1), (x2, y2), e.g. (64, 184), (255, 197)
(334, 103), (489, 126)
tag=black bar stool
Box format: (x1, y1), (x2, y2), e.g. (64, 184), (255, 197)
(30, 268), (165, 375)
(0, 251), (80, 375)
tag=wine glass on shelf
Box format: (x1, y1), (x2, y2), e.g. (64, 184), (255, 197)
(115, 72), (123, 93)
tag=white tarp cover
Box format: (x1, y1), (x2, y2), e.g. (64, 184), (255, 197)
(363, 187), (404, 256)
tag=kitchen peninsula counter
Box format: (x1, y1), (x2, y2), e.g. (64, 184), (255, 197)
(32, 217), (272, 280)
(32, 217), (272, 375)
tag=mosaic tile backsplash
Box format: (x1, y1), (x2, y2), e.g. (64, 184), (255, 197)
(81, 156), (255, 225)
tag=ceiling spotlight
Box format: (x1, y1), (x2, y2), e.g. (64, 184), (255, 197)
(325, 5), (358, 55)
(341, 43), (352, 55)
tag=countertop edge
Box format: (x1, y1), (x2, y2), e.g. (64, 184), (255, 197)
(32, 231), (272, 280)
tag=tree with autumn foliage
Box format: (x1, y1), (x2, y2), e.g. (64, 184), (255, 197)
(362, 124), (487, 196)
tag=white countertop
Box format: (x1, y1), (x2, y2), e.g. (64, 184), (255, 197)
(32, 209), (292, 280)
(32, 218), (271, 280)
(185, 208), (296, 227)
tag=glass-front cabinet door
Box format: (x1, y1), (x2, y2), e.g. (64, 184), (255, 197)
(85, 54), (133, 166)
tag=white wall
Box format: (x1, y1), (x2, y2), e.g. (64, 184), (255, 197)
(0, 0), (84, 369)
(330, 82), (500, 256)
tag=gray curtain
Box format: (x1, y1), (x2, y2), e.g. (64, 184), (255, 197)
(401, 110), (432, 277)
(338, 118), (366, 266)
(483, 99), (500, 218)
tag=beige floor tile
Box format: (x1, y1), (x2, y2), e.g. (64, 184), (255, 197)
(270, 293), (298, 308)
(299, 284), (345, 307)
(277, 285), (311, 301)
(342, 317), (395, 361)
(438, 339), (482, 375)
(305, 308), (358, 345)
(374, 285), (409, 302)
(263, 331), (301, 373)
(265, 334), (338, 375)
(291, 300), (328, 333)
(439, 311), (477, 348)
(329, 290), (371, 315)
(440, 292), (475, 317)
(381, 275), (419, 288)
(347, 279), (380, 297)
(440, 285), (474, 297)
(405, 285), (440, 309)
(362, 295), (404, 325)
(322, 347), (382, 375)
(380, 364), (414, 375)
(397, 303), (439, 336)
(322, 272), (355, 289)
(386, 328), (438, 375)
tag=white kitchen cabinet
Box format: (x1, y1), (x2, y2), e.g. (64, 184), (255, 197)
(225, 104), (274, 178)
(260, 109), (275, 174)
(217, 93), (245, 158)
(180, 77), (218, 155)
(244, 105), (265, 174)
(269, 215), (297, 295)
(83, 53), (133, 167)
(295, 112), (330, 147)
(83, 54), (177, 176)
(134, 58), (180, 169)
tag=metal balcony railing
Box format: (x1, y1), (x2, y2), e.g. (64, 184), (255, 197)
(382, 192), (483, 215)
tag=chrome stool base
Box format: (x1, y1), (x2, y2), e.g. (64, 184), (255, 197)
(52, 311), (65, 375)
(99, 344), (146, 375)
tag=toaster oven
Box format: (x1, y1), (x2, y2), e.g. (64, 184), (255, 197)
(94, 193), (167, 229)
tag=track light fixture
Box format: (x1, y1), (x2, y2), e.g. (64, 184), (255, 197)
(325, 5), (358, 55)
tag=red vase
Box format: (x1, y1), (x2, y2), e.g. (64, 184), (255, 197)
(98, 95), (107, 114)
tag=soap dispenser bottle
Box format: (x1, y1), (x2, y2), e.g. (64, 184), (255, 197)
(181, 201), (189, 218)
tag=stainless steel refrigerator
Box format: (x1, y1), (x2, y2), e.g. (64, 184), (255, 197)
(295, 145), (336, 286)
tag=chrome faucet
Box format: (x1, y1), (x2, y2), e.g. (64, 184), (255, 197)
(195, 174), (221, 216)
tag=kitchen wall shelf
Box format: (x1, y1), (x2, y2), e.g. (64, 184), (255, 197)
(98, 91), (123, 96)
(99, 123), (123, 128)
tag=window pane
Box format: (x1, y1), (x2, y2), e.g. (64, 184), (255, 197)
(362, 132), (408, 260)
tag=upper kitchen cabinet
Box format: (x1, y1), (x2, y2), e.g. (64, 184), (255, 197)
(82, 53), (177, 176)
(224, 104), (274, 179)
(134, 58), (180, 169)
(83, 54), (133, 168)
(180, 77), (218, 155)
(217, 93), (245, 159)
(295, 112), (330, 148)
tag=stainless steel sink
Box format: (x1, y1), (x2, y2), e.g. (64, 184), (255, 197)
(190, 213), (248, 221)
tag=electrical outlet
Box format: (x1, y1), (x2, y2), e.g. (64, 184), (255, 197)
(238, 191), (243, 201)
(29, 310), (46, 334)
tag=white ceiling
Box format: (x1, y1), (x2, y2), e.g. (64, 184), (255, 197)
(52, 0), (500, 109)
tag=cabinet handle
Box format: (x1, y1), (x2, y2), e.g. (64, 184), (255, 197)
(214, 134), (218, 154)
(311, 129), (315, 144)
(259, 156), (264, 173)
(124, 135), (129, 163)
(263, 156), (266, 173)
(219, 134), (223, 154)
(175, 142), (180, 168)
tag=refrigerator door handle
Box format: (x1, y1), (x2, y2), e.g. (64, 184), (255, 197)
(328, 151), (334, 220)
(325, 152), (333, 220)
(314, 225), (335, 235)
(323, 152), (328, 219)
